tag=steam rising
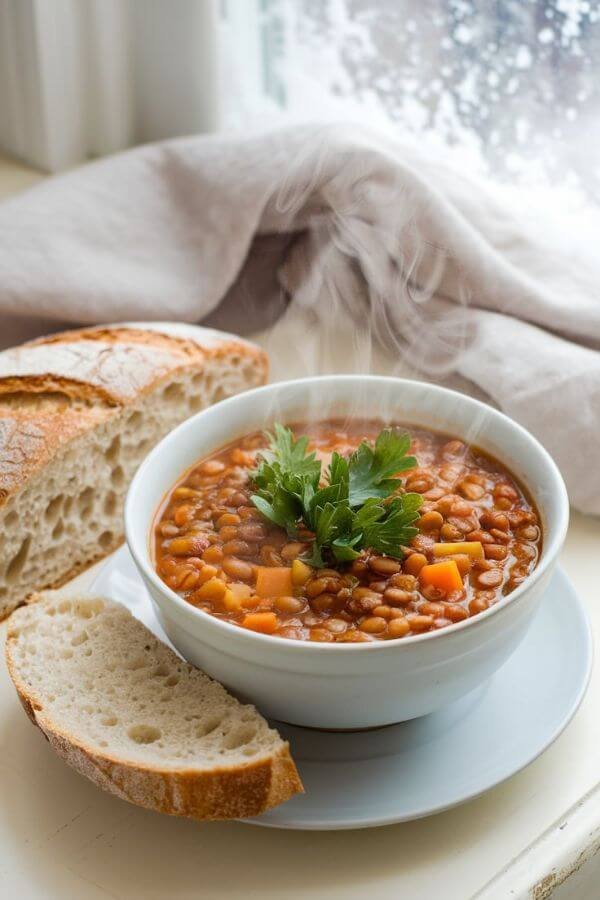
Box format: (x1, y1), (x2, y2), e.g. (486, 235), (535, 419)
(252, 126), (490, 440)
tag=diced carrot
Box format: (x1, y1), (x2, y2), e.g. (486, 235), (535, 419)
(291, 559), (313, 586)
(242, 612), (278, 634)
(419, 560), (464, 594)
(432, 541), (484, 560)
(255, 566), (293, 598)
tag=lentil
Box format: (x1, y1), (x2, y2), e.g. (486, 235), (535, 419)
(368, 556), (402, 576)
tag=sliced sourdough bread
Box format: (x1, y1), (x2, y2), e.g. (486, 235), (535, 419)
(6, 591), (302, 820)
(0, 322), (268, 620)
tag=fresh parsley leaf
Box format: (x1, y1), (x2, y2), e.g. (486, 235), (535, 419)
(348, 429), (417, 507)
(327, 452), (350, 493)
(351, 497), (387, 531)
(251, 425), (321, 535)
(306, 482), (347, 529)
(314, 501), (353, 548)
(250, 488), (300, 531)
(260, 423), (321, 483)
(250, 424), (422, 566)
(331, 534), (362, 563)
(303, 541), (326, 568)
(362, 493), (423, 558)
(303, 500), (354, 567)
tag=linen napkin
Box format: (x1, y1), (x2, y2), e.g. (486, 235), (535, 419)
(0, 124), (598, 513)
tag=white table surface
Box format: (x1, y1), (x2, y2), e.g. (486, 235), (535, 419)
(0, 155), (598, 900)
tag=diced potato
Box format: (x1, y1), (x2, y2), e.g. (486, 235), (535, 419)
(291, 559), (313, 586)
(256, 566), (293, 598)
(196, 564), (219, 585)
(432, 541), (484, 560)
(194, 577), (227, 601)
(228, 582), (253, 600)
(223, 589), (242, 612)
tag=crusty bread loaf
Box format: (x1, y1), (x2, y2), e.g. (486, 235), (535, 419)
(0, 322), (267, 620)
(6, 591), (302, 819)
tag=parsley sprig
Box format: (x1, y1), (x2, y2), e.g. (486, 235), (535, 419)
(250, 424), (423, 567)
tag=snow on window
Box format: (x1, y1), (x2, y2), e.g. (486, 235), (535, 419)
(241, 0), (600, 195)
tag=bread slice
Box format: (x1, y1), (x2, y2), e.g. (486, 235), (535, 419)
(0, 322), (268, 620)
(6, 591), (302, 820)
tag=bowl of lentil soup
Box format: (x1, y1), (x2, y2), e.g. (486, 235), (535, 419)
(125, 376), (569, 729)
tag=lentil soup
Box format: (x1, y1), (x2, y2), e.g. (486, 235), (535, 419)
(153, 421), (542, 643)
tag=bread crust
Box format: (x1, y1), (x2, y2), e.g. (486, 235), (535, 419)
(0, 405), (112, 505)
(5, 605), (303, 820)
(0, 324), (268, 506)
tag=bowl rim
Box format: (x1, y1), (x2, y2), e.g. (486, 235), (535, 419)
(125, 374), (569, 654)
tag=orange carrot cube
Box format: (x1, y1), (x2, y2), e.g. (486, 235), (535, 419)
(419, 559), (463, 594)
(242, 612), (278, 634)
(255, 566), (293, 598)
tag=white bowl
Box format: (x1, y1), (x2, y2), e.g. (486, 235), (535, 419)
(125, 376), (569, 729)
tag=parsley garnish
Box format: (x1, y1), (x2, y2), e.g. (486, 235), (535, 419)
(250, 424), (422, 567)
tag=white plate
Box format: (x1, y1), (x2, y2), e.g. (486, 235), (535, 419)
(92, 547), (592, 830)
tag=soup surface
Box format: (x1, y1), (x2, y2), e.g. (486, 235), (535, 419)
(154, 421), (541, 642)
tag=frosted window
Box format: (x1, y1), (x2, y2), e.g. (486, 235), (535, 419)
(241, 0), (600, 194)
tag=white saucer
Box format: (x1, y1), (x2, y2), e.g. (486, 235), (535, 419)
(92, 547), (592, 830)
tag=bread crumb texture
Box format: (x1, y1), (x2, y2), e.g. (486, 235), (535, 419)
(6, 593), (302, 819)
